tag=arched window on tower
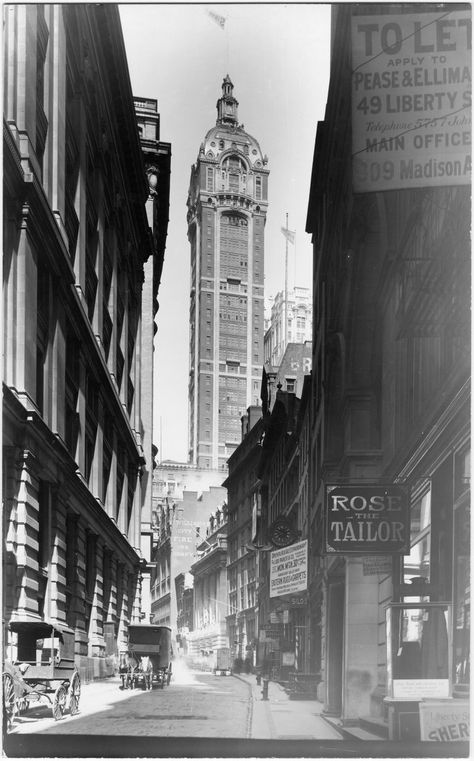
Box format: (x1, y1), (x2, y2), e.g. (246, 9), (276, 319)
(207, 167), (214, 192)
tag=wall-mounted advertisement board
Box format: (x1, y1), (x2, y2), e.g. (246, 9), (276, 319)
(352, 10), (472, 192)
(419, 700), (470, 741)
(270, 539), (308, 598)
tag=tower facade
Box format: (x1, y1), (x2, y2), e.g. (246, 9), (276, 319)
(187, 76), (269, 471)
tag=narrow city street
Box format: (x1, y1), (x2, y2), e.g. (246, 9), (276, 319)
(8, 659), (250, 738)
(5, 659), (467, 759)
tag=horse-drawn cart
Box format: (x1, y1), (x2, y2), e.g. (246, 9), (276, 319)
(3, 620), (80, 731)
(119, 624), (172, 690)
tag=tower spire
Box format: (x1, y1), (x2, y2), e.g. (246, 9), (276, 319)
(216, 74), (239, 127)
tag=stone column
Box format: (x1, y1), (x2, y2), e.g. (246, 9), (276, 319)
(3, 447), (22, 619)
(342, 558), (379, 722)
(86, 534), (105, 663)
(50, 290), (66, 440)
(49, 485), (67, 623)
(116, 562), (127, 651)
(15, 450), (42, 619)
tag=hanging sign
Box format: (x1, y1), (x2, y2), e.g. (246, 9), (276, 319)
(270, 540), (308, 597)
(326, 484), (409, 554)
(351, 10), (472, 192)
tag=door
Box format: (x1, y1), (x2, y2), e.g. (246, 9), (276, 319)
(326, 578), (344, 715)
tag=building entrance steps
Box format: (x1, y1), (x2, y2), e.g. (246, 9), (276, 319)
(320, 714), (388, 742)
(233, 672), (344, 741)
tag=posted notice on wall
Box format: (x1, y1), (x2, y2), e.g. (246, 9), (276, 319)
(270, 540), (308, 598)
(419, 700), (470, 741)
(352, 11), (472, 192)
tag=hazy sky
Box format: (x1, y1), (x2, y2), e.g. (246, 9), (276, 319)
(119, 3), (331, 462)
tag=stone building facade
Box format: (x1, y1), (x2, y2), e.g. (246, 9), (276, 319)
(223, 407), (264, 667)
(305, 2), (470, 735)
(3, 5), (169, 681)
(188, 506), (229, 671)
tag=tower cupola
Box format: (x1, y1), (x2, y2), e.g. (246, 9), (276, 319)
(216, 74), (239, 127)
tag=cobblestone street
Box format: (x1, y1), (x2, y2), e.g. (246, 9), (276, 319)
(9, 659), (251, 738)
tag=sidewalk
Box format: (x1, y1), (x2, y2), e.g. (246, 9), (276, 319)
(233, 672), (344, 741)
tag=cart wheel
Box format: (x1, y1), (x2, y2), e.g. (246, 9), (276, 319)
(3, 673), (16, 731)
(69, 671), (81, 715)
(52, 684), (67, 721)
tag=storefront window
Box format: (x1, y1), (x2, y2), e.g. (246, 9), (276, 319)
(403, 489), (431, 590)
(386, 602), (452, 699)
(453, 498), (470, 689)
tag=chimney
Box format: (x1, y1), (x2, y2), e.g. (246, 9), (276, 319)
(241, 412), (249, 440)
(248, 405), (262, 431)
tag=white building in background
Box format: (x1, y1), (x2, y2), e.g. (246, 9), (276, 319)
(264, 287), (312, 367)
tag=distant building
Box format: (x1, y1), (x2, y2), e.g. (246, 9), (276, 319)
(223, 407), (264, 667)
(188, 505), (229, 671)
(263, 342), (312, 406)
(151, 486), (227, 638)
(153, 461), (224, 503)
(187, 75), (269, 470)
(255, 378), (313, 681)
(264, 287), (312, 366)
(175, 572), (194, 656)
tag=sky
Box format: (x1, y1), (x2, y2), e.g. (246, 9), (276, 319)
(119, 2), (332, 462)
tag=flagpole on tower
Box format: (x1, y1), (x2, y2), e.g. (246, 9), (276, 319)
(280, 221), (295, 363)
(285, 212), (289, 353)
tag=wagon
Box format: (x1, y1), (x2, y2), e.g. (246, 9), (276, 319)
(119, 624), (172, 690)
(3, 620), (80, 732)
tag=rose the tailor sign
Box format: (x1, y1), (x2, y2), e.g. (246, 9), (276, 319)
(326, 485), (409, 554)
(352, 10), (472, 192)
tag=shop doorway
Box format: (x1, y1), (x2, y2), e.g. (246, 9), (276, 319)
(326, 576), (344, 715)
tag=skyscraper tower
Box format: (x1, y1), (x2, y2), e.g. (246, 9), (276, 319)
(187, 76), (269, 470)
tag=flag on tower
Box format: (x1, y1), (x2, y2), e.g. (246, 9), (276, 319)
(281, 227), (296, 245)
(208, 10), (226, 28)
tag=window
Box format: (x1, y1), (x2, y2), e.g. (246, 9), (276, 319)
(404, 489), (431, 586)
(36, 266), (49, 416)
(255, 176), (262, 200)
(286, 377), (296, 393)
(206, 167), (214, 192)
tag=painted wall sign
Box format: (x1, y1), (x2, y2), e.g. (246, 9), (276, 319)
(362, 556), (393, 575)
(352, 10), (472, 192)
(393, 678), (450, 699)
(419, 700), (470, 741)
(326, 484), (409, 554)
(270, 539), (308, 598)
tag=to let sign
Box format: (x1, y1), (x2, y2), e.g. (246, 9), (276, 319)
(326, 485), (409, 554)
(351, 11), (472, 192)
